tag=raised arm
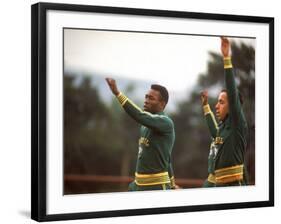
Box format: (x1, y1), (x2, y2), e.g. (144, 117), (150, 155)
(220, 37), (242, 125)
(105, 78), (173, 132)
(200, 90), (218, 138)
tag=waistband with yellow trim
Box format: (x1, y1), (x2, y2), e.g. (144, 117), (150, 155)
(214, 164), (244, 184)
(135, 172), (171, 186)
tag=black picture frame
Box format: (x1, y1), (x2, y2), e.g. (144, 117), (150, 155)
(31, 2), (274, 222)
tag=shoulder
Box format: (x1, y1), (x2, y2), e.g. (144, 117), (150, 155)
(161, 114), (175, 129)
(150, 112), (174, 126)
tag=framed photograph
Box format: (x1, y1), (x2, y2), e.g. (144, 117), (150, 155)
(31, 2), (274, 222)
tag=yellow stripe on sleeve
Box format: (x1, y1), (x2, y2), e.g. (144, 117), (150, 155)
(117, 92), (128, 106)
(223, 56), (233, 69)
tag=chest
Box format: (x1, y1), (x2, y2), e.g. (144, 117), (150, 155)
(214, 124), (232, 146)
(139, 126), (165, 148)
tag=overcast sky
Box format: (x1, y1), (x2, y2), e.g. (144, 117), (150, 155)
(64, 29), (255, 94)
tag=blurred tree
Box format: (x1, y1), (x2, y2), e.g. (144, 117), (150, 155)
(64, 74), (139, 193)
(64, 74), (116, 176)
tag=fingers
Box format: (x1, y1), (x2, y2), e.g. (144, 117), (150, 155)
(105, 77), (115, 85)
(220, 36), (228, 41)
(200, 90), (208, 105)
(220, 36), (229, 46)
(105, 77), (112, 83)
(105, 78), (119, 95)
(105, 77), (109, 84)
(200, 90), (208, 97)
(220, 36), (230, 57)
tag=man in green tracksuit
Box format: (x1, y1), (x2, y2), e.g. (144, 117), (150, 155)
(201, 37), (248, 187)
(105, 78), (176, 191)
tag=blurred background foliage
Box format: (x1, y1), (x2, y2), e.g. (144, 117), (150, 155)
(64, 42), (255, 194)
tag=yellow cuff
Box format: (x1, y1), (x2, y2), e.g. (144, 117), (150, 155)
(203, 104), (211, 115)
(223, 56), (233, 69)
(117, 92), (128, 106)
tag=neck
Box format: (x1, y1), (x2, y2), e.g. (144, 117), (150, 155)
(221, 114), (229, 123)
(154, 110), (164, 114)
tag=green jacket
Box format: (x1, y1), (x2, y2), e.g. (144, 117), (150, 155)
(204, 57), (248, 186)
(216, 60), (248, 164)
(116, 92), (175, 175)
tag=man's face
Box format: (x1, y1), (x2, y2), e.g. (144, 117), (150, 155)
(143, 89), (165, 113)
(215, 91), (229, 121)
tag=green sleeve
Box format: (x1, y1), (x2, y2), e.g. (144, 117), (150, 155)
(116, 92), (173, 132)
(224, 57), (243, 126)
(203, 104), (218, 138)
(168, 162), (176, 189)
(168, 162), (174, 178)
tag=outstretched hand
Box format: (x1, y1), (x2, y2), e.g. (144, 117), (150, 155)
(220, 37), (231, 57)
(105, 78), (120, 96)
(200, 90), (208, 106)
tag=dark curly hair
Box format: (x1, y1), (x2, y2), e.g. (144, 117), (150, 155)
(151, 84), (169, 105)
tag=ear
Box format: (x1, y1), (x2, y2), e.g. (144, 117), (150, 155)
(160, 100), (166, 109)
